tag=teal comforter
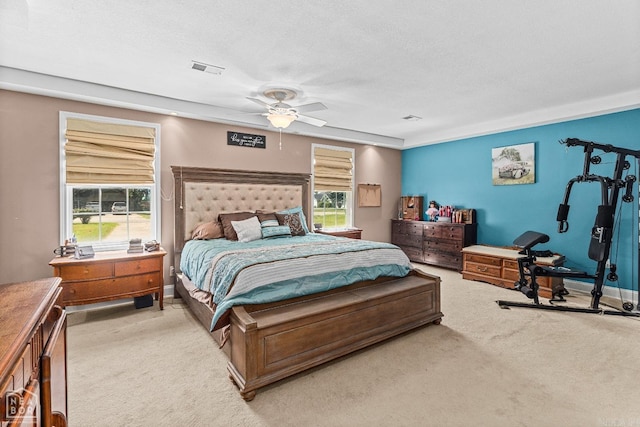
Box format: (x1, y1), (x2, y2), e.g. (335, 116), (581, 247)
(180, 234), (411, 330)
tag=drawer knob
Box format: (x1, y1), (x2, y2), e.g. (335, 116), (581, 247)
(476, 266), (488, 272)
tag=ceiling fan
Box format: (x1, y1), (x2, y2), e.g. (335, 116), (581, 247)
(247, 88), (327, 129)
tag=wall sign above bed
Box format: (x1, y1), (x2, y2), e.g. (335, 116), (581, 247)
(227, 131), (266, 149)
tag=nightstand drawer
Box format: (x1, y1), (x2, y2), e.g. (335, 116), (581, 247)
(115, 257), (161, 276)
(61, 273), (161, 304)
(57, 263), (113, 281)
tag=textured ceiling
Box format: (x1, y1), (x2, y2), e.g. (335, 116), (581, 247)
(1, 1), (638, 148)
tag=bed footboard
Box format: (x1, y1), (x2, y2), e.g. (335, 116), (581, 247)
(227, 270), (442, 400)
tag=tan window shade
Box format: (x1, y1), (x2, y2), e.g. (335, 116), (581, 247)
(313, 147), (353, 192)
(65, 118), (156, 184)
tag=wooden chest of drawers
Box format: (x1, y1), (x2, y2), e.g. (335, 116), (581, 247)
(462, 245), (565, 299)
(392, 220), (477, 270)
(0, 277), (67, 427)
(50, 249), (166, 309)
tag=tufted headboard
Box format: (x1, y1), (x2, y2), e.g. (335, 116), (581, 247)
(171, 166), (311, 269)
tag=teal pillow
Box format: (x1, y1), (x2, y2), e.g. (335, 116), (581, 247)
(277, 206), (310, 234)
(261, 225), (292, 239)
(260, 219), (279, 228)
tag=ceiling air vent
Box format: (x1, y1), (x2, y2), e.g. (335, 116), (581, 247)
(191, 60), (225, 75)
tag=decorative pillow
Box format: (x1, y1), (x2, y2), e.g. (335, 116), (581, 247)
(191, 221), (224, 240)
(231, 216), (262, 243)
(257, 211), (278, 222)
(219, 212), (256, 241)
(261, 225), (292, 239)
(275, 212), (306, 236)
(277, 206), (310, 234)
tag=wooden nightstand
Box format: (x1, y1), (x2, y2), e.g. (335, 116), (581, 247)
(315, 228), (362, 239)
(50, 249), (166, 309)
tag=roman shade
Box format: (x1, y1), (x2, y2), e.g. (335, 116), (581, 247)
(313, 147), (353, 192)
(65, 118), (156, 184)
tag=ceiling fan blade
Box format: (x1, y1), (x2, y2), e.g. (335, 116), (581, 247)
(246, 97), (272, 108)
(296, 114), (327, 127)
(294, 102), (327, 114)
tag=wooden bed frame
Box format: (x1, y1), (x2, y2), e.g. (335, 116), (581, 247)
(172, 166), (443, 400)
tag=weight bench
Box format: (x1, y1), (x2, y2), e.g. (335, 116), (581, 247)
(496, 231), (637, 316)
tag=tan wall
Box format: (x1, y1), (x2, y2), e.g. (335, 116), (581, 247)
(0, 90), (402, 284)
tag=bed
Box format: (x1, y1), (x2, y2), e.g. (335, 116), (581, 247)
(172, 166), (443, 400)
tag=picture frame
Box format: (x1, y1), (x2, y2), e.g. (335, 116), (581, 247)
(492, 142), (535, 185)
(358, 184), (381, 207)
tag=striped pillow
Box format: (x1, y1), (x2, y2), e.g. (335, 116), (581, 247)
(261, 225), (292, 239)
(260, 219), (279, 228)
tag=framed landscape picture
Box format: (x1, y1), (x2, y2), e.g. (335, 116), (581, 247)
(492, 142), (535, 185)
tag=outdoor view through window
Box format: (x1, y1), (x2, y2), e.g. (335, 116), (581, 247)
(72, 187), (152, 244)
(313, 191), (350, 228)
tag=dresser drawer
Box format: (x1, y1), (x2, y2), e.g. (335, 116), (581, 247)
(503, 259), (520, 270)
(439, 225), (464, 240)
(393, 233), (423, 248)
(57, 262), (113, 281)
(392, 221), (423, 236)
(423, 223), (441, 238)
(464, 261), (502, 278)
(463, 253), (502, 267)
(399, 246), (423, 263)
(423, 251), (462, 269)
(502, 267), (521, 282)
(60, 273), (161, 304)
(115, 257), (161, 276)
(424, 239), (462, 253)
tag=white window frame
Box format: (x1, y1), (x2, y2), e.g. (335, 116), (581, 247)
(59, 111), (161, 251)
(311, 143), (355, 230)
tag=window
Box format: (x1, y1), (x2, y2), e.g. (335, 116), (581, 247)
(59, 112), (160, 251)
(312, 144), (354, 230)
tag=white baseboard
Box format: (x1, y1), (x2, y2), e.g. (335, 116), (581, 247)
(564, 279), (639, 312)
(163, 284), (175, 298)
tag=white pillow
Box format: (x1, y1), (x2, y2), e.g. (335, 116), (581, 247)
(231, 216), (263, 243)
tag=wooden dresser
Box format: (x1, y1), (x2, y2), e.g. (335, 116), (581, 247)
(0, 277), (67, 427)
(461, 245), (565, 299)
(50, 249), (166, 309)
(391, 220), (477, 270)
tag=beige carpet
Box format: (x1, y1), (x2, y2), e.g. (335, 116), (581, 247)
(66, 265), (640, 427)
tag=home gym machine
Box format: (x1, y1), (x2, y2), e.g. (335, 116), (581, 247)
(497, 138), (640, 316)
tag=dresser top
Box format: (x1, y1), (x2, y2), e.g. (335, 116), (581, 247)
(49, 248), (166, 266)
(462, 244), (564, 264)
(0, 277), (61, 380)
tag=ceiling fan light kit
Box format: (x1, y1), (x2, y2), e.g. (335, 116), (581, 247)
(246, 87), (327, 129)
(267, 112), (296, 129)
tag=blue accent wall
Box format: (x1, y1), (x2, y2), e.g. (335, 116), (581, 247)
(402, 108), (640, 291)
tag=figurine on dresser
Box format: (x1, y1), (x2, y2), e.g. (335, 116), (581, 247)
(426, 200), (439, 221)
